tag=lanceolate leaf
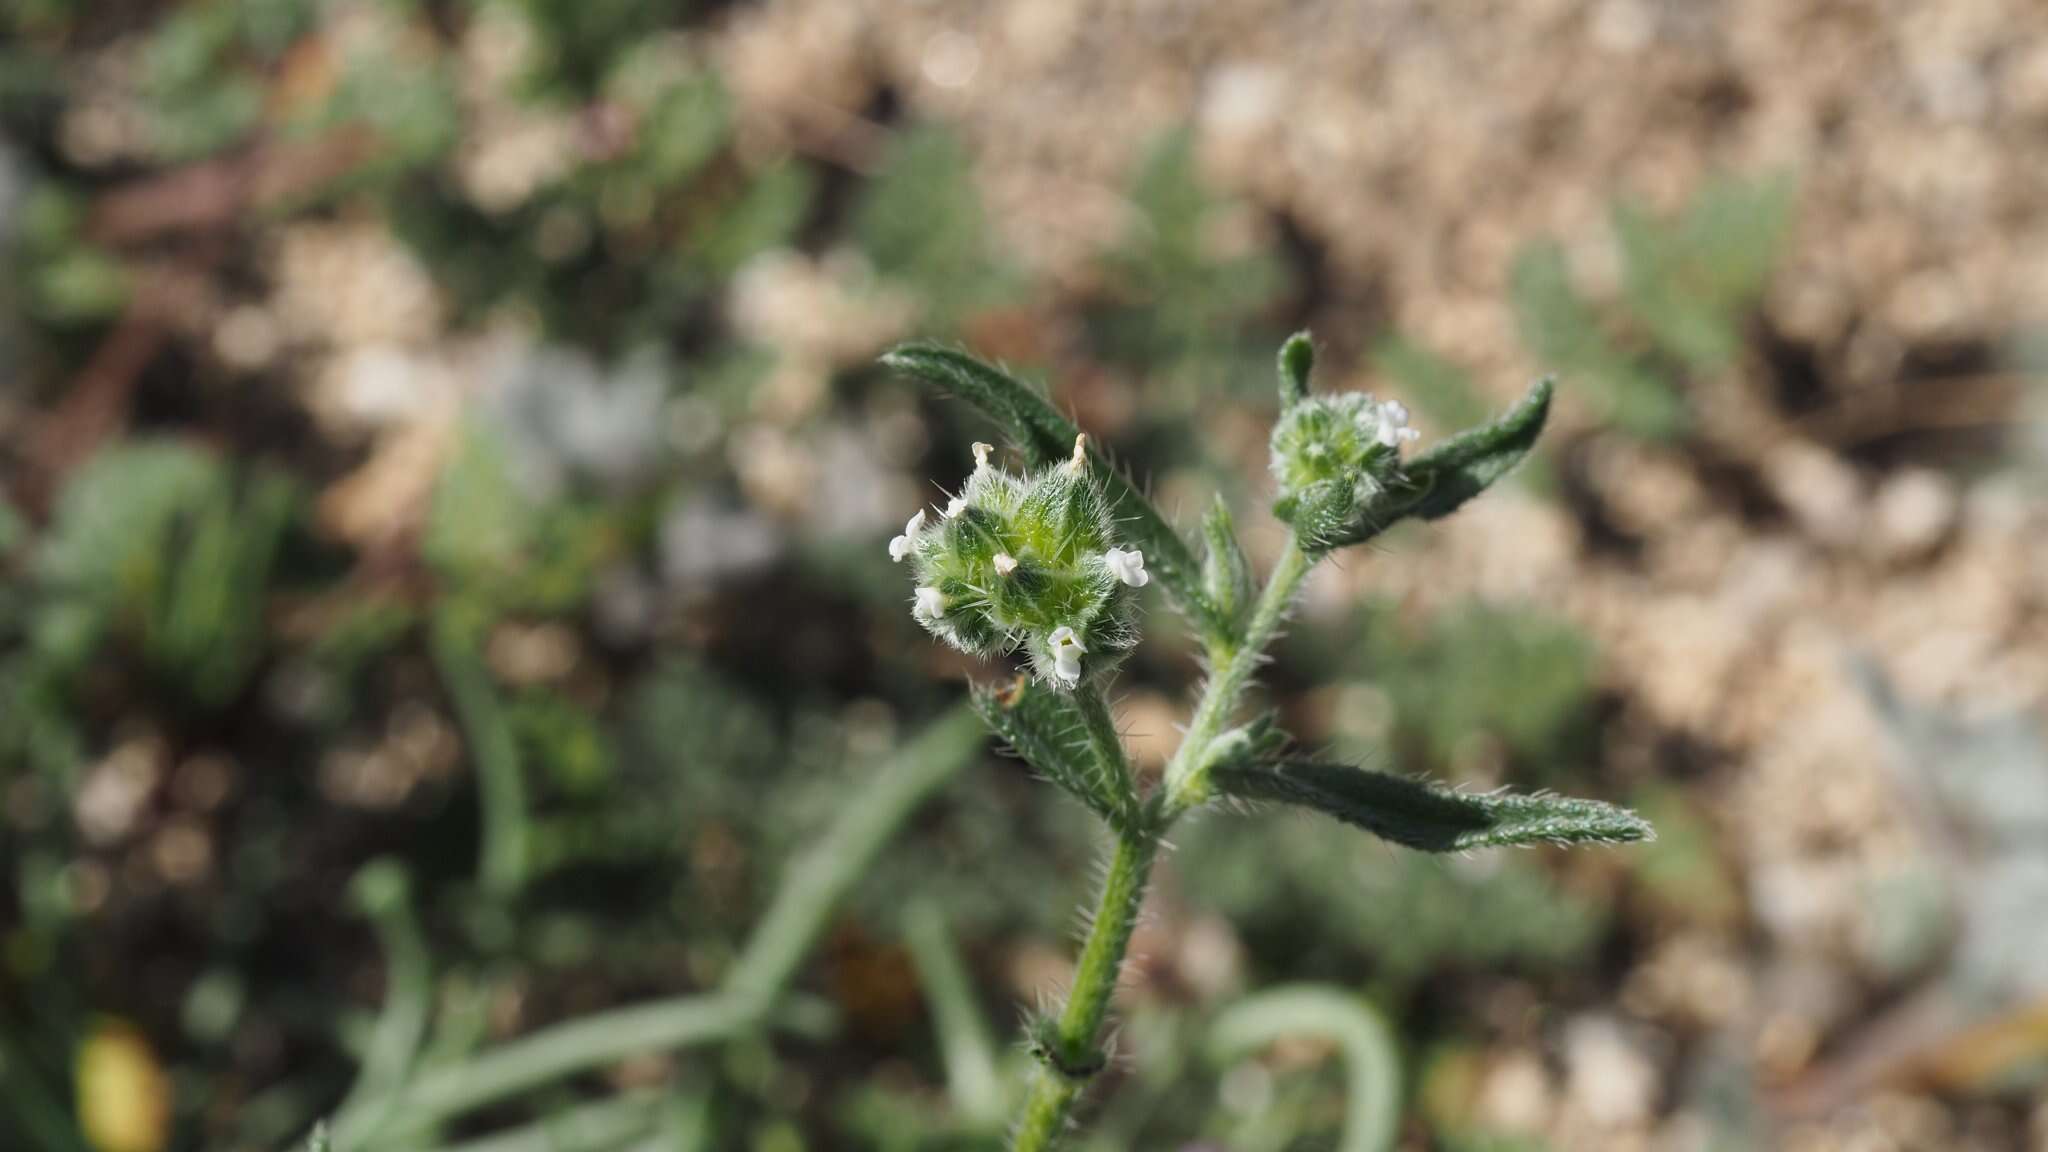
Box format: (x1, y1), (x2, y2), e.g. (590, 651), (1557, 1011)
(1211, 758), (1651, 852)
(1199, 496), (1252, 635)
(883, 344), (1215, 631)
(972, 677), (1139, 830)
(1276, 331), (1315, 407)
(1398, 376), (1553, 523)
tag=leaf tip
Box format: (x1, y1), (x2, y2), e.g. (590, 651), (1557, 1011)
(1278, 331), (1316, 405)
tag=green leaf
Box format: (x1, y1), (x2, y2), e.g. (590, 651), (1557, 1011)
(1199, 496), (1252, 634)
(1398, 376), (1553, 522)
(971, 678), (1137, 829)
(882, 344), (1214, 630)
(1277, 330), (1315, 407)
(1210, 759), (1651, 852)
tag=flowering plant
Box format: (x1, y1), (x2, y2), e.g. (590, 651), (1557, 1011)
(885, 334), (1650, 1151)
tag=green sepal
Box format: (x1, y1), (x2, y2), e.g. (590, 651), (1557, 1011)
(882, 344), (1217, 633)
(972, 677), (1141, 831)
(1210, 758), (1651, 851)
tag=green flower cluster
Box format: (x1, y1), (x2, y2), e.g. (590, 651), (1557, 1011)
(892, 439), (1148, 688)
(1269, 391), (1419, 550)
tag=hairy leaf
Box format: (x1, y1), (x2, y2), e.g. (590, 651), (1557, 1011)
(1277, 330), (1315, 407)
(1199, 496), (1252, 634)
(1398, 376), (1553, 522)
(972, 677), (1138, 829)
(883, 344), (1213, 630)
(1211, 758), (1651, 852)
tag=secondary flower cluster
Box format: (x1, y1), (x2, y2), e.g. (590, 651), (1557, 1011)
(890, 438), (1146, 688)
(1268, 390), (1422, 549)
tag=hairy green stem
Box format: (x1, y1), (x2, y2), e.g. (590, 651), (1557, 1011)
(1011, 535), (1312, 1152)
(1163, 536), (1310, 810)
(1011, 832), (1158, 1151)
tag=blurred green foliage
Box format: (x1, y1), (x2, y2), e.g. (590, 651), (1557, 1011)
(1380, 174), (1795, 441)
(1090, 130), (1290, 408)
(856, 126), (1019, 329)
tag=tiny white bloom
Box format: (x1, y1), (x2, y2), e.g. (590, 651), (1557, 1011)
(972, 441), (994, 471)
(913, 586), (946, 621)
(1104, 547), (1149, 587)
(1065, 433), (1089, 475)
(888, 509), (928, 562)
(1375, 400), (1420, 448)
(1048, 625), (1086, 686)
(993, 552), (1019, 575)
(945, 495), (967, 518)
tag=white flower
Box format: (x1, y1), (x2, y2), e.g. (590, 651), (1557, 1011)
(1375, 400), (1419, 448)
(945, 495), (967, 518)
(1048, 625), (1086, 686)
(993, 552), (1019, 575)
(888, 509), (927, 562)
(1065, 433), (1089, 474)
(1104, 547), (1148, 587)
(972, 441), (994, 471)
(913, 586), (946, 621)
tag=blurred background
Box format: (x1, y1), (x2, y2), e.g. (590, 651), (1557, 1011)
(3, 2), (2047, 1150)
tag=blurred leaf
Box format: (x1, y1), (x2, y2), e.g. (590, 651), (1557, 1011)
(1512, 242), (1684, 439)
(1179, 811), (1605, 985)
(1350, 601), (1598, 774)
(1371, 336), (1487, 433)
(1618, 173), (1795, 372)
(1090, 130), (1287, 404)
(691, 160), (813, 279)
(37, 442), (292, 703)
(1212, 759), (1650, 851)
(855, 125), (1014, 327)
(1627, 785), (1742, 928)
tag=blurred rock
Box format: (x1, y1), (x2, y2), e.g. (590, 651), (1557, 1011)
(1868, 468), (1958, 565)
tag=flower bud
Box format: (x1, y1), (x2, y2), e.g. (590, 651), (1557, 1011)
(901, 435), (1141, 688)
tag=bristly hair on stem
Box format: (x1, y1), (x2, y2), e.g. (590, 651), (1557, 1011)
(882, 333), (1648, 1152)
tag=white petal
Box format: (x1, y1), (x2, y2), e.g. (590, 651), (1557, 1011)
(889, 535), (913, 562)
(904, 509), (928, 537)
(913, 586), (945, 620)
(993, 552), (1018, 575)
(945, 496), (967, 518)
(1105, 547), (1149, 587)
